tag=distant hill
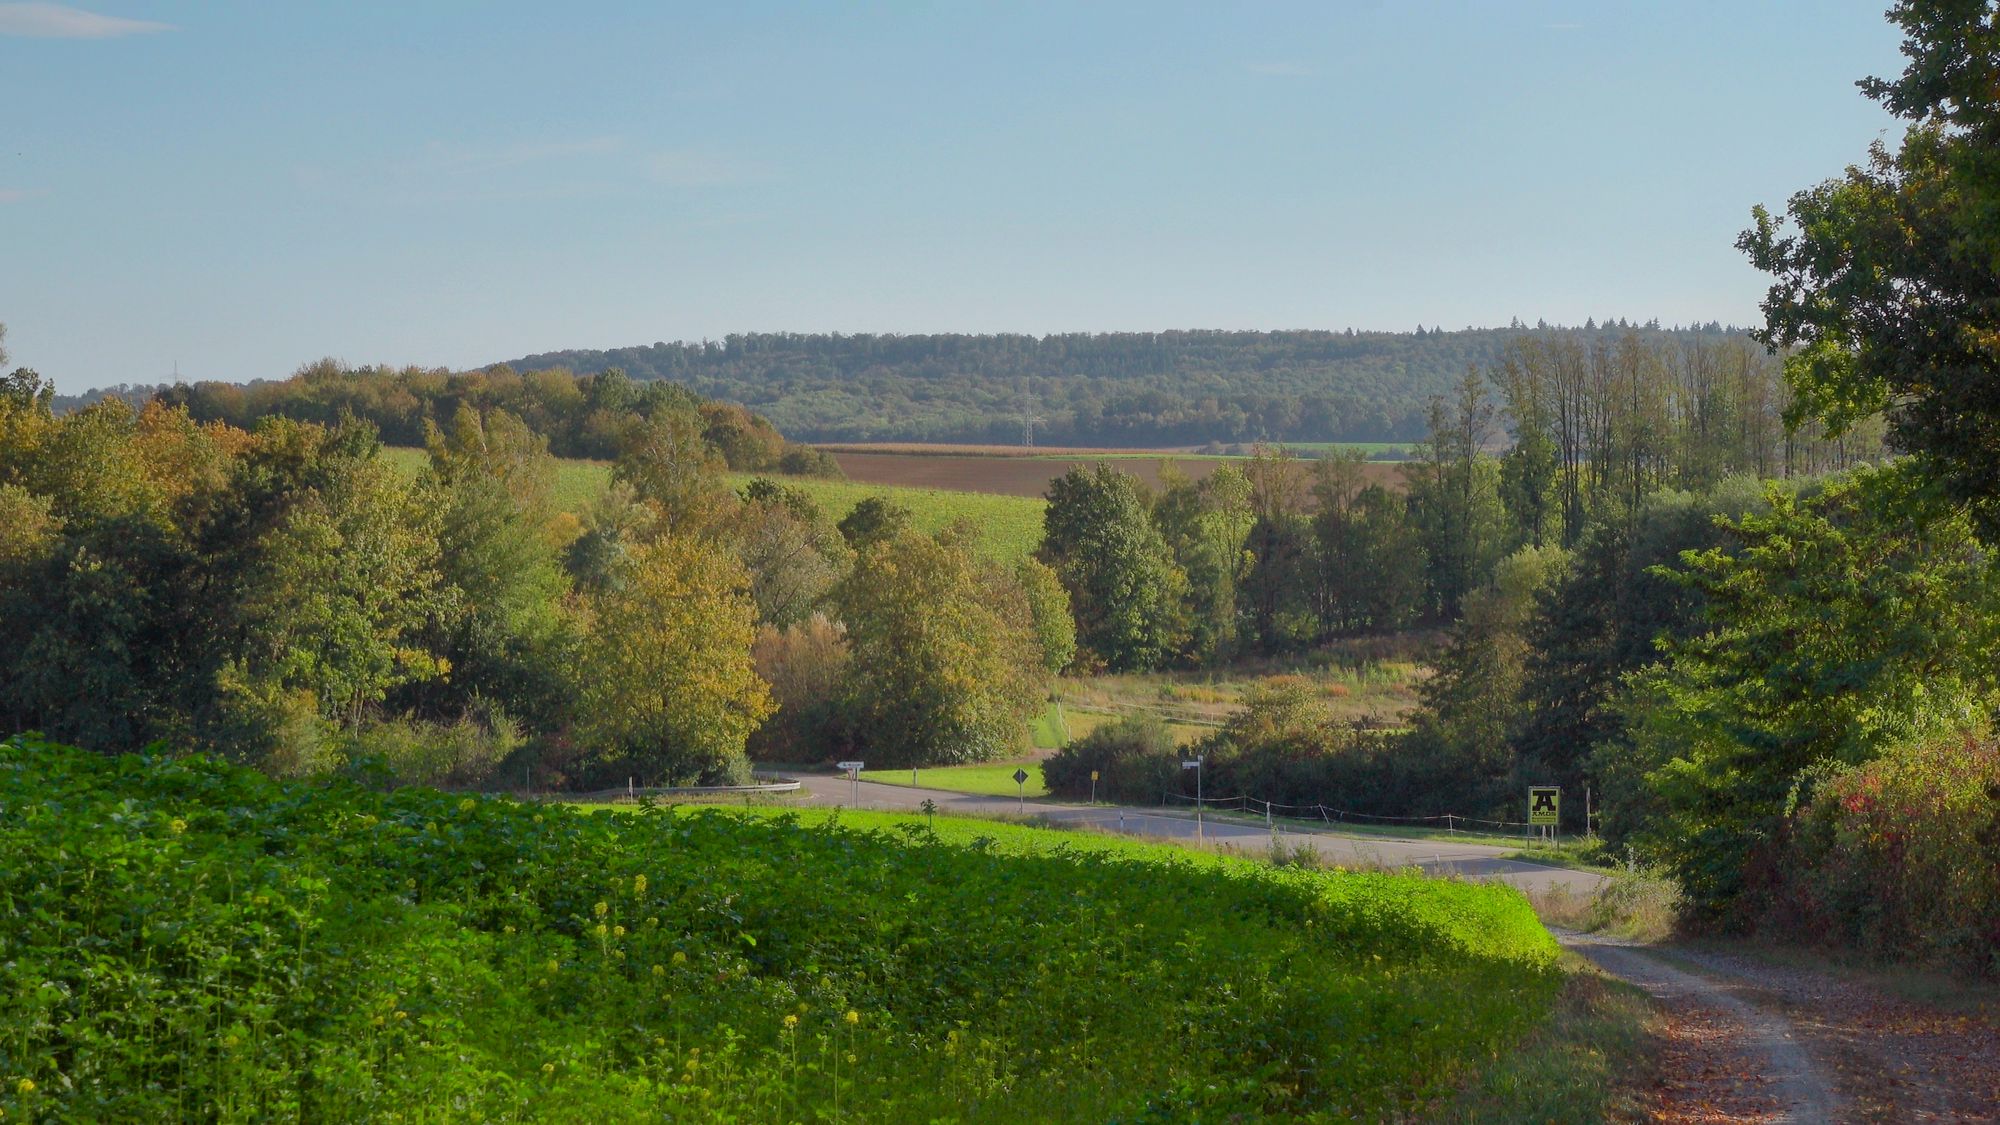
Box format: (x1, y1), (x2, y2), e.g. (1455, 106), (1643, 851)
(494, 323), (1744, 447)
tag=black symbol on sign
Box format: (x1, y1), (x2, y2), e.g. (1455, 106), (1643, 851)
(1531, 792), (1557, 813)
(1013, 769), (1030, 785)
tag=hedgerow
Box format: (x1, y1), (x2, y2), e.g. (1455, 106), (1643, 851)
(0, 736), (1557, 1121)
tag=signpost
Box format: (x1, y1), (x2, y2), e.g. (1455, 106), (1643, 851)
(838, 760), (865, 807)
(1013, 767), (1030, 808)
(1089, 769), (1099, 806)
(1528, 786), (1560, 847)
(1183, 756), (1204, 840)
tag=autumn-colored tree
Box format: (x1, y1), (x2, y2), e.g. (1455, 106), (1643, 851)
(573, 535), (772, 784)
(835, 528), (1045, 767)
(613, 407), (731, 536)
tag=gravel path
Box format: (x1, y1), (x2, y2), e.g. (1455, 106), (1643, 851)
(1561, 930), (1843, 1123)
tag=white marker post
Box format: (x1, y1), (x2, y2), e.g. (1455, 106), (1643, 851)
(838, 760), (865, 807)
(1182, 756), (1204, 841)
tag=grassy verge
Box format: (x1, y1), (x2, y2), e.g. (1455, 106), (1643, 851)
(1179, 804), (1549, 851)
(1528, 870), (1684, 944)
(856, 761), (1050, 798)
(1428, 955), (1657, 1124)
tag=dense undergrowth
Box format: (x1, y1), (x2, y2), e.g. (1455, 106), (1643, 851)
(0, 735), (1559, 1122)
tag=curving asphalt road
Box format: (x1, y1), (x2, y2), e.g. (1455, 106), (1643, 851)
(794, 772), (1605, 896)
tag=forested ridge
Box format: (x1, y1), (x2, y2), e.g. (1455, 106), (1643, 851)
(493, 322), (1749, 446)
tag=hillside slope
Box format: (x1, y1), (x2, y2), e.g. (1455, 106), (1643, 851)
(496, 323), (1743, 446)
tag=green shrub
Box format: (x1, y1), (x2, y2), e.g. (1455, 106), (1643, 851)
(1041, 713), (1180, 802)
(0, 734), (1561, 1122)
(344, 702), (522, 787)
(1773, 731), (2000, 974)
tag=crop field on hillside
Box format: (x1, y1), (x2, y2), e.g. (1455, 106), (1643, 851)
(735, 473), (1046, 564)
(379, 445), (611, 514)
(2, 736), (1562, 1122)
(827, 449), (1408, 500)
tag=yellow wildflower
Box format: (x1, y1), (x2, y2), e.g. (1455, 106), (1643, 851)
(782, 1014), (799, 1029)
(845, 1010), (860, 1026)
(458, 798), (475, 813)
(632, 874), (647, 896)
(593, 901), (608, 918)
(671, 951), (687, 965)
(612, 925), (625, 938)
(169, 818), (187, 834)
(14, 1079), (32, 1095)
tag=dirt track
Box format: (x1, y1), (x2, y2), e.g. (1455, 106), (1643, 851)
(1563, 931), (2000, 1123)
(827, 450), (1407, 499)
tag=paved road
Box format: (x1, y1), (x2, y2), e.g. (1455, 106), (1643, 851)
(795, 773), (1604, 896)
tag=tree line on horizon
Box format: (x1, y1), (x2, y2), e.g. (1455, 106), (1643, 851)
(481, 323), (1760, 447)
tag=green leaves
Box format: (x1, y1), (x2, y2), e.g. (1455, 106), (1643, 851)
(1040, 464), (1189, 671)
(833, 528), (1045, 768)
(0, 736), (1562, 1122)
(1620, 465), (2000, 924)
(1744, 0), (2000, 535)
(572, 535), (772, 785)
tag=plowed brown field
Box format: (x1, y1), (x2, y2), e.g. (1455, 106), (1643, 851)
(827, 449), (1408, 499)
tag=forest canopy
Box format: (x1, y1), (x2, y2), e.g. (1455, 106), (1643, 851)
(490, 323), (1752, 446)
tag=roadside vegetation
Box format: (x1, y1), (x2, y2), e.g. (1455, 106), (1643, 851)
(0, 736), (1562, 1123)
(855, 761), (1050, 798)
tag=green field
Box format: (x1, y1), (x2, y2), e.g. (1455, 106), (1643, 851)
(4, 735), (1565, 1122)
(378, 447), (1044, 564)
(731, 474), (1045, 564)
(858, 760), (1050, 797)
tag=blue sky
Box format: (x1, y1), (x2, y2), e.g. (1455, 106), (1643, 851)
(4, 2), (1906, 393)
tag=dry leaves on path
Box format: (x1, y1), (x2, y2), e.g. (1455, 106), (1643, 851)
(1664, 946), (2000, 1124)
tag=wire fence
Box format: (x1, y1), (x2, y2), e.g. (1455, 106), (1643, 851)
(1160, 791), (1561, 833)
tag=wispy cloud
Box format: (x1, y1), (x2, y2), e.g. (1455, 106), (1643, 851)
(0, 3), (173, 38)
(647, 149), (767, 187)
(424, 136), (624, 176)
(1247, 61), (1312, 77)
(0, 188), (41, 203)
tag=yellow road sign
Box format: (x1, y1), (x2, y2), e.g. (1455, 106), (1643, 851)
(1528, 787), (1560, 825)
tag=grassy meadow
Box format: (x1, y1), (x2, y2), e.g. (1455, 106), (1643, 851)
(2, 735), (1566, 1122)
(379, 446), (1047, 565)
